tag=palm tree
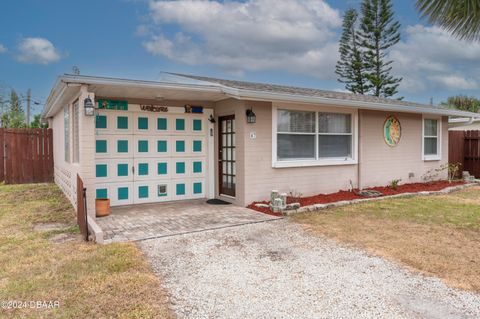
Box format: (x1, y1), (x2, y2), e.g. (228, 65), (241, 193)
(416, 0), (480, 41)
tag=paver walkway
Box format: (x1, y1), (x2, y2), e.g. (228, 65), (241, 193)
(96, 199), (280, 243)
(141, 220), (480, 319)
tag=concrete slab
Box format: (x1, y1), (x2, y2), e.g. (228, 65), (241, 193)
(95, 199), (280, 243)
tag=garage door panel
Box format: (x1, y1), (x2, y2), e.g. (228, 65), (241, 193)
(95, 182), (134, 206)
(95, 159), (134, 183)
(95, 135), (134, 159)
(133, 181), (173, 204)
(95, 110), (133, 135)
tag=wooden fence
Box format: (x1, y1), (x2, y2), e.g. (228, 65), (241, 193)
(77, 174), (88, 241)
(449, 130), (480, 178)
(0, 128), (54, 184)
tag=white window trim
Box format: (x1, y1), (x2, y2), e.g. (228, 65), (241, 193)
(422, 115), (442, 161)
(272, 104), (358, 168)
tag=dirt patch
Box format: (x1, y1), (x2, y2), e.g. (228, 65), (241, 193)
(49, 233), (82, 244)
(293, 208), (480, 292)
(33, 222), (69, 232)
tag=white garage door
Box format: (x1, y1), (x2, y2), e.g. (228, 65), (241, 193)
(94, 105), (211, 207)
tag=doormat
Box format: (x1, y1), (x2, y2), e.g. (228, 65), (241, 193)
(206, 199), (232, 205)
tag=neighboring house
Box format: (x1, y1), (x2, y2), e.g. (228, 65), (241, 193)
(42, 73), (480, 216)
(449, 117), (480, 131)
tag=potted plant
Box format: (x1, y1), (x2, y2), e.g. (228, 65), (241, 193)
(95, 198), (110, 217)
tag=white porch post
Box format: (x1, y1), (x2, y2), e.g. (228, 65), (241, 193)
(78, 85), (96, 217)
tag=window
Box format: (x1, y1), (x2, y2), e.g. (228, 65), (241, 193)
(318, 113), (352, 158)
(275, 109), (355, 165)
(277, 110), (316, 160)
(72, 100), (80, 163)
(64, 105), (70, 162)
(423, 118), (441, 160)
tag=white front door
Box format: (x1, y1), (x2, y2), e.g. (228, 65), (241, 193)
(94, 105), (210, 206)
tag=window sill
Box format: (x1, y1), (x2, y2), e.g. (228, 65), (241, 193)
(273, 159), (357, 168)
(423, 155), (441, 161)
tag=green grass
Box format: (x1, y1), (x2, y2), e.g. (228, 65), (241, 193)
(0, 183), (173, 319)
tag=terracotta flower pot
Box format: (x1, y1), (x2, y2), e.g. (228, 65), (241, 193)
(95, 198), (110, 217)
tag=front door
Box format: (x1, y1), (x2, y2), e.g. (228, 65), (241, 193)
(218, 115), (236, 197)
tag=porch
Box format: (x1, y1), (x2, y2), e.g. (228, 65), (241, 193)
(95, 199), (280, 243)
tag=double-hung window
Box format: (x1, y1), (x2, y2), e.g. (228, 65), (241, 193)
(275, 108), (355, 166)
(423, 118), (441, 160)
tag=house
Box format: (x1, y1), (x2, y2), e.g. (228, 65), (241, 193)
(42, 73), (480, 217)
(449, 117), (480, 131)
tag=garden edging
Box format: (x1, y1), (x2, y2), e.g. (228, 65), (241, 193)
(283, 182), (479, 215)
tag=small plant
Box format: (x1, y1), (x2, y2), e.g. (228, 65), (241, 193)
(446, 162), (461, 182)
(389, 179), (402, 190)
(422, 163), (462, 183)
(287, 189), (303, 203)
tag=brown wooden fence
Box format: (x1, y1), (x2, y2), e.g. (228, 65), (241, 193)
(0, 128), (53, 184)
(449, 130), (480, 178)
(77, 174), (88, 241)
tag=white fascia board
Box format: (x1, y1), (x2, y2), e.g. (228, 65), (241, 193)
(219, 86), (480, 118)
(59, 74), (223, 94)
(42, 79), (67, 118)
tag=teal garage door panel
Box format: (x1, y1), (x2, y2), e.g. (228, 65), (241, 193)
(95, 107), (209, 206)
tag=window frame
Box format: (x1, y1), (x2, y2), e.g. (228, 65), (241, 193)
(72, 99), (80, 163)
(422, 115), (442, 161)
(272, 104), (358, 168)
(64, 104), (70, 163)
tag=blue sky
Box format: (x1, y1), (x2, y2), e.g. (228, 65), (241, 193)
(1, 0), (479, 115)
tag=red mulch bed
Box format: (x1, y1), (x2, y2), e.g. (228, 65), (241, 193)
(248, 180), (465, 215)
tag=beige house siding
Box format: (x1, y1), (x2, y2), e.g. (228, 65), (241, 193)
(359, 110), (448, 188)
(241, 101), (358, 206)
(239, 104), (448, 206)
(50, 86), (96, 216)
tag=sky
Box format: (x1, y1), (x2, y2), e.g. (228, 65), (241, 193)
(1, 0), (479, 116)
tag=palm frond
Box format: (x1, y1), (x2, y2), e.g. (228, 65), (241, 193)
(416, 0), (480, 41)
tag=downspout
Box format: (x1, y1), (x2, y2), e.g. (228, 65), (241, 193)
(357, 109), (362, 190)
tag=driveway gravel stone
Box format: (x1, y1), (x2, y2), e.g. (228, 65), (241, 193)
(140, 220), (480, 319)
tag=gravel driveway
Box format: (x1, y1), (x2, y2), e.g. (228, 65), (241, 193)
(140, 220), (480, 319)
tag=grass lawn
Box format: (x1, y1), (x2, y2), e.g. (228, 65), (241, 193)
(291, 186), (480, 292)
(0, 183), (174, 319)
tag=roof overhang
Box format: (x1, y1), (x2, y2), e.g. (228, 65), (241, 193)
(43, 74), (480, 119)
(42, 74), (228, 118)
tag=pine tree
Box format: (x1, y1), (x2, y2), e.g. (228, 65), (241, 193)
(335, 8), (369, 94)
(9, 90), (23, 113)
(359, 0), (402, 98)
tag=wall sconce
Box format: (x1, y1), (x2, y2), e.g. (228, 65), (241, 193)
(84, 96), (95, 116)
(246, 107), (256, 124)
(208, 114), (216, 123)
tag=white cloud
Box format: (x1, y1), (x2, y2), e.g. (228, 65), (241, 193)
(390, 25), (480, 93)
(143, 0), (341, 78)
(0, 44), (6, 53)
(17, 37), (61, 64)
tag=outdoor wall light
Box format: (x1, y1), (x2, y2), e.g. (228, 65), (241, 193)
(84, 96), (95, 116)
(208, 114), (216, 123)
(246, 108), (256, 124)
